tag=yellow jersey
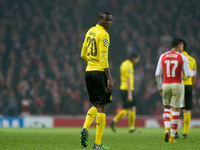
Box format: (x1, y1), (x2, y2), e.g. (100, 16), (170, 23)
(182, 51), (197, 85)
(120, 60), (134, 91)
(81, 24), (110, 71)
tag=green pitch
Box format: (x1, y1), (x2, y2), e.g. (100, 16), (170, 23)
(0, 127), (200, 150)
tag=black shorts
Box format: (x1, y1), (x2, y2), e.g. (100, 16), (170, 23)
(182, 85), (193, 110)
(85, 71), (112, 104)
(120, 90), (136, 109)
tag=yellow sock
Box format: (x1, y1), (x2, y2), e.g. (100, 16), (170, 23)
(183, 112), (191, 134)
(95, 113), (106, 146)
(128, 111), (136, 130)
(113, 109), (127, 122)
(83, 107), (97, 132)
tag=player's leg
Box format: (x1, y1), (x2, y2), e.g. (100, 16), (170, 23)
(170, 112), (179, 139)
(163, 105), (171, 142)
(83, 104), (98, 132)
(93, 71), (111, 149)
(128, 92), (137, 133)
(113, 109), (127, 123)
(81, 105), (97, 148)
(163, 106), (171, 139)
(94, 104), (106, 147)
(83, 72), (98, 132)
(169, 83), (184, 143)
(182, 85), (193, 139)
(94, 104), (110, 149)
(80, 71), (96, 147)
(182, 110), (191, 139)
(110, 90), (128, 132)
(169, 107), (180, 143)
(128, 106), (136, 132)
(162, 84), (172, 142)
(111, 109), (127, 132)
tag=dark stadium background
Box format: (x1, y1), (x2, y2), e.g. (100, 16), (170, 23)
(0, 0), (200, 119)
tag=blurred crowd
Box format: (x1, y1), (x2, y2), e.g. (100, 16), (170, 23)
(0, 0), (200, 117)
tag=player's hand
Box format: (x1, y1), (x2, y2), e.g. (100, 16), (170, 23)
(106, 78), (113, 93)
(159, 90), (162, 96)
(193, 69), (197, 75)
(127, 92), (133, 102)
(127, 98), (132, 102)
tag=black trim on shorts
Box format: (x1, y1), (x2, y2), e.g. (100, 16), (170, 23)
(85, 71), (112, 104)
(120, 90), (136, 109)
(182, 85), (193, 110)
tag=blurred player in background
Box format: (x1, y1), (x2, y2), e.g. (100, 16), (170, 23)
(174, 39), (197, 139)
(110, 52), (140, 133)
(155, 38), (196, 143)
(80, 11), (113, 149)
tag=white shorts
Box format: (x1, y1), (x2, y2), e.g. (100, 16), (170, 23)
(162, 83), (184, 108)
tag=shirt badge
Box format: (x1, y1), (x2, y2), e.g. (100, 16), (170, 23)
(103, 39), (108, 44)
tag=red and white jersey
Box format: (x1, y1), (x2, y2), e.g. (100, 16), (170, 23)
(155, 51), (195, 84)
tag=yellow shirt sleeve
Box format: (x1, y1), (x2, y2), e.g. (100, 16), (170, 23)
(100, 52), (108, 69)
(194, 58), (197, 70)
(81, 35), (88, 62)
(99, 32), (110, 69)
(182, 52), (197, 85)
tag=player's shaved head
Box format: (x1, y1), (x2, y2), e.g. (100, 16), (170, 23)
(98, 11), (112, 30)
(99, 11), (111, 19)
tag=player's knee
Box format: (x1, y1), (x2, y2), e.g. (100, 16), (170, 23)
(96, 104), (106, 113)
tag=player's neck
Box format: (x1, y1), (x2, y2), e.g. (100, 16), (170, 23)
(171, 48), (180, 53)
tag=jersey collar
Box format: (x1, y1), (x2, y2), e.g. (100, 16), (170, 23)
(96, 24), (106, 31)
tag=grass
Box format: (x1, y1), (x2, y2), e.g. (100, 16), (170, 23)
(0, 127), (200, 150)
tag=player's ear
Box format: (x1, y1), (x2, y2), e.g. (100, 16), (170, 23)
(98, 18), (102, 24)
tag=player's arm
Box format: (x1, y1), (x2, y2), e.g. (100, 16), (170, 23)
(192, 59), (197, 85)
(99, 32), (113, 93)
(155, 55), (163, 95)
(192, 74), (197, 85)
(183, 56), (196, 78)
(104, 68), (113, 93)
(125, 66), (132, 101)
(81, 35), (88, 62)
(155, 55), (163, 89)
(127, 76), (132, 102)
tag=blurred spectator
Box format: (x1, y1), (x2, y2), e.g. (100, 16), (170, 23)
(3, 89), (18, 116)
(21, 96), (31, 116)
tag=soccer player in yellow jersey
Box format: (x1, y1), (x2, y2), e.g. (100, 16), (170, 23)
(110, 52), (140, 133)
(80, 11), (113, 149)
(174, 39), (197, 139)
